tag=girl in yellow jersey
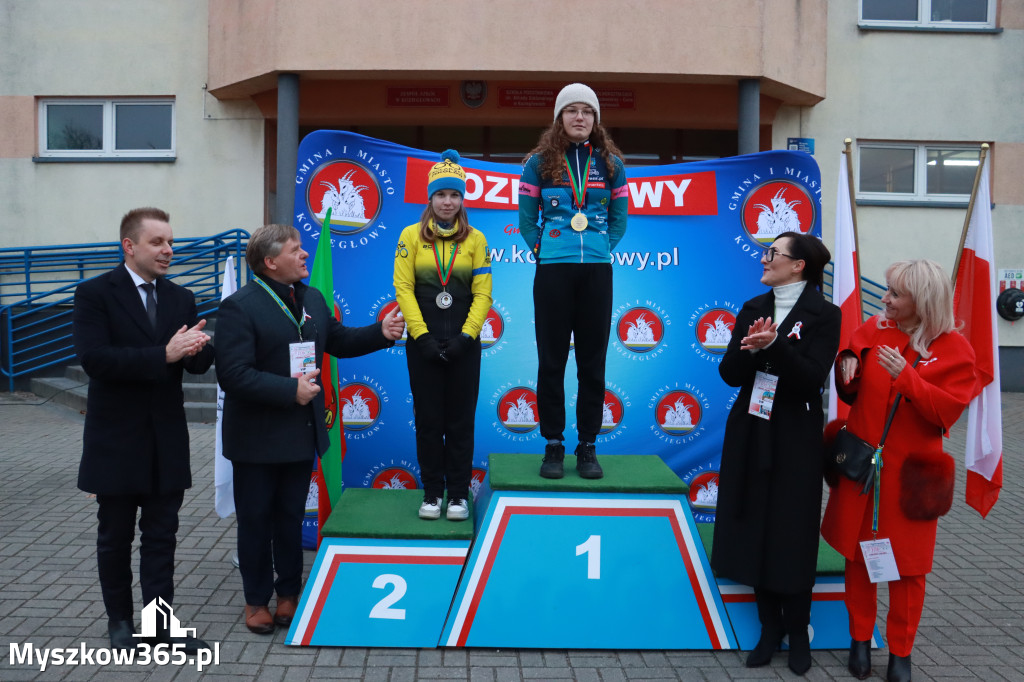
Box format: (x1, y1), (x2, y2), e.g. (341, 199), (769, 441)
(393, 150), (492, 520)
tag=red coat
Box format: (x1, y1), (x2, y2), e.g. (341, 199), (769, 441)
(821, 317), (976, 575)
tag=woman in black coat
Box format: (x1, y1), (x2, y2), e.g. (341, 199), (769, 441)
(710, 231), (841, 675)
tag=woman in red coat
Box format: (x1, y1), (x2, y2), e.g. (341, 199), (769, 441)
(822, 259), (976, 682)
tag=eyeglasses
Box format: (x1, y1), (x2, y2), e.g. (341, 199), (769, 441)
(562, 107), (596, 119)
(764, 247), (800, 263)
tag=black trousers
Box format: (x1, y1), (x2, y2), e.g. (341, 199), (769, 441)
(533, 262), (613, 444)
(233, 459), (313, 606)
(95, 491), (184, 621)
(406, 335), (481, 501)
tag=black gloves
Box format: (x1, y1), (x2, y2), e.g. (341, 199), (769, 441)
(415, 332), (475, 363)
(444, 333), (473, 361)
(416, 333), (446, 363)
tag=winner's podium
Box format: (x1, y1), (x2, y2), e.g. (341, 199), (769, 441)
(440, 453), (737, 649)
(286, 488), (473, 647)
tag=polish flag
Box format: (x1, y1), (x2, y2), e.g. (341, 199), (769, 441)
(214, 256), (238, 518)
(953, 157), (1002, 518)
(828, 155), (860, 423)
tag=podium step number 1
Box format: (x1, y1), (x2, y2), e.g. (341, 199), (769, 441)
(442, 493), (736, 650)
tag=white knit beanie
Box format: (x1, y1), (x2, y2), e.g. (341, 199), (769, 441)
(554, 83), (600, 123)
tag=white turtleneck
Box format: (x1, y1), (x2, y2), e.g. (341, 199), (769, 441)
(773, 280), (807, 325)
(755, 280), (807, 353)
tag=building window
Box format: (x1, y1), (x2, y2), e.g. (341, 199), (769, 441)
(857, 143), (981, 203)
(38, 99), (175, 159)
(860, 0), (995, 28)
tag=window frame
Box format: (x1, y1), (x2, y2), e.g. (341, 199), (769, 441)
(37, 98), (176, 160)
(859, 0), (997, 30)
(856, 142), (983, 206)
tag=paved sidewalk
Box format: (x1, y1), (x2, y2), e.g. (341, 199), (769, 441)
(1, 391), (1021, 681)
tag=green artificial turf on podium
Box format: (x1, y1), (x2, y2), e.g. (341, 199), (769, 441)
(695, 523), (846, 576)
(321, 488), (474, 541)
(488, 453), (688, 494)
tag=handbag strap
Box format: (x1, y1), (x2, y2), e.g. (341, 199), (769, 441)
(871, 354), (922, 535)
(876, 354), (922, 447)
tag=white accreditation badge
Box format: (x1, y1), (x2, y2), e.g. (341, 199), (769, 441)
(748, 371), (779, 420)
(289, 341), (316, 378)
(859, 538), (900, 583)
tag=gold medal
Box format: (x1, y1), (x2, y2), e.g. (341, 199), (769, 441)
(436, 291), (453, 309)
(571, 212), (588, 232)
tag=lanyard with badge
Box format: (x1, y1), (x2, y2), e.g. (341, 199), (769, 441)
(432, 237), (458, 309)
(254, 277), (316, 378)
(748, 363), (778, 420)
(859, 353), (922, 584)
(563, 144), (593, 232)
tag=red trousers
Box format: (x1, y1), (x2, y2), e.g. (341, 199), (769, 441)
(845, 559), (927, 657)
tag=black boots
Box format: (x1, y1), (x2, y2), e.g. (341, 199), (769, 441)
(574, 442), (603, 479)
(539, 443), (564, 478)
(744, 589), (814, 674)
(108, 619), (137, 650)
(848, 639), (871, 679)
(887, 653), (912, 682)
(782, 590), (812, 675)
(745, 628), (783, 667)
(745, 590), (783, 667)
(786, 628), (812, 675)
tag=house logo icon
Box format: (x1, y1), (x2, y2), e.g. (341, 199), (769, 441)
(133, 597), (196, 639)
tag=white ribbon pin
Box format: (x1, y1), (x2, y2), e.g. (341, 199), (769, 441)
(787, 321), (803, 339)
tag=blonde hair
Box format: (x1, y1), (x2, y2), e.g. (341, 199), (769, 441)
(878, 259), (958, 358)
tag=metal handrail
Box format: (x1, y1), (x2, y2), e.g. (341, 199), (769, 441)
(823, 264), (885, 319)
(1, 230), (249, 391)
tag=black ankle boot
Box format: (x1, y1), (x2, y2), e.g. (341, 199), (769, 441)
(848, 639), (871, 679)
(787, 629), (812, 675)
(746, 589), (784, 668)
(886, 653), (911, 682)
(745, 626), (783, 667)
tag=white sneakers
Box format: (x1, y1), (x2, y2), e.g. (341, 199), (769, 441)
(419, 496), (469, 521)
(446, 498), (469, 521)
(418, 496), (442, 520)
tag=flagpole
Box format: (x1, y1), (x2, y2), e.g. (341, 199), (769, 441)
(952, 143), (990, 288)
(843, 138), (863, 317)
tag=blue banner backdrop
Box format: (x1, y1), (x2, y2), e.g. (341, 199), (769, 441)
(293, 131), (822, 522)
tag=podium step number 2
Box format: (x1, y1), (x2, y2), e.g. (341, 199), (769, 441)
(287, 538), (469, 647)
(442, 493), (737, 650)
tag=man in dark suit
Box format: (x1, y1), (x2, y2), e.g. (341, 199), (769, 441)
(215, 223), (404, 634)
(73, 207), (215, 652)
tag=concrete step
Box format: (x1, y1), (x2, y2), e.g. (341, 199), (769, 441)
(30, 375), (89, 414)
(185, 401), (218, 424)
(183, 381), (218, 402)
(65, 364), (218, 385)
(41, 366), (220, 423)
(65, 365), (88, 383)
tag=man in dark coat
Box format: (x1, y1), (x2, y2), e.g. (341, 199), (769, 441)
(215, 223), (404, 634)
(73, 207), (214, 652)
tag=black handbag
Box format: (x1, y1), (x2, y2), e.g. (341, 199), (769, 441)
(828, 356), (920, 495)
(829, 425), (885, 495)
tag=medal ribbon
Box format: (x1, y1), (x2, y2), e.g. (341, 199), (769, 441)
(432, 236), (459, 287)
(253, 276), (304, 333)
(562, 145), (593, 211)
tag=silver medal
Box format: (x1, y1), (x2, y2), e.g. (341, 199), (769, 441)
(436, 291), (453, 309)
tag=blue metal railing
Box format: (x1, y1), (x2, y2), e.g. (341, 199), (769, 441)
(823, 264), (886, 319)
(1, 230), (249, 391)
